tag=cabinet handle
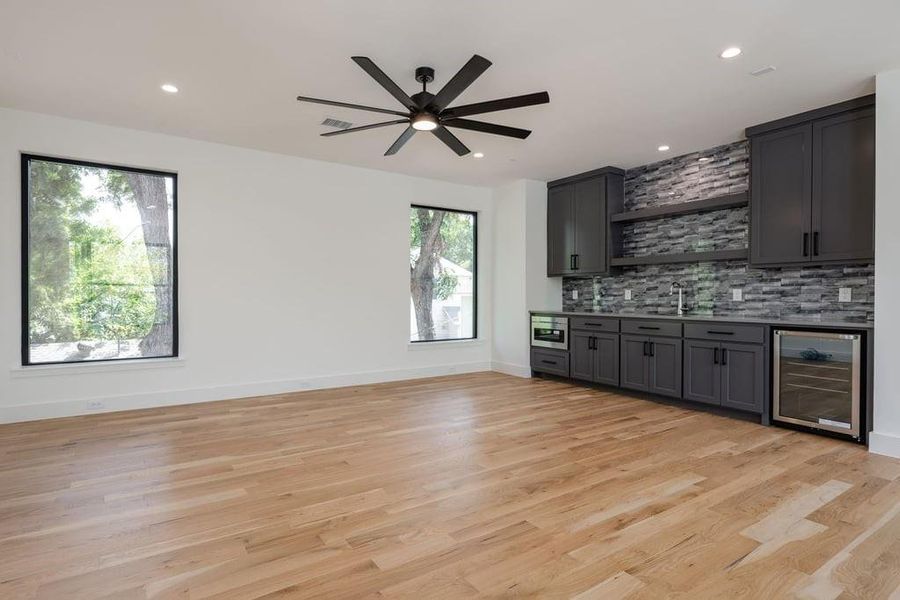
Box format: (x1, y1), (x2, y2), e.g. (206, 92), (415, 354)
(813, 232), (820, 256)
(588, 336), (595, 350)
(638, 326), (660, 330)
(541, 359), (557, 365)
(569, 255), (576, 270)
(574, 254), (580, 270)
(802, 232), (809, 257)
(649, 342), (655, 357)
(707, 330), (734, 335)
(721, 348), (728, 366)
(714, 348), (719, 364)
(643, 341), (649, 356)
(584, 322), (605, 328)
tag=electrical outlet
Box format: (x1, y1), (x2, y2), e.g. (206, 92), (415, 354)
(572, 289), (579, 300)
(839, 288), (852, 303)
(624, 289), (633, 301)
(732, 288), (743, 301)
(86, 400), (105, 411)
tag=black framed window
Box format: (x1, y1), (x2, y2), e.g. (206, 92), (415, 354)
(409, 205), (477, 342)
(22, 155), (178, 365)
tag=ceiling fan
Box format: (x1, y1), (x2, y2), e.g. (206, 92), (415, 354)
(297, 55), (550, 156)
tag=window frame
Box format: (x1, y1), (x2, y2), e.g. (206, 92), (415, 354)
(20, 153), (180, 366)
(409, 203), (478, 344)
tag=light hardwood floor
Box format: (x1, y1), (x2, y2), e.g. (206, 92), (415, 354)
(2, 372), (900, 599)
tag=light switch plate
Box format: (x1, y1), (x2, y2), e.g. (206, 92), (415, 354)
(839, 288), (852, 302)
(624, 289), (633, 300)
(732, 288), (743, 301)
(572, 289), (578, 300)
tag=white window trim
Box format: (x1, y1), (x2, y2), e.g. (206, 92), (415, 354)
(10, 356), (186, 378)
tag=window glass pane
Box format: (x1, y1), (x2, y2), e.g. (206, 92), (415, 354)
(25, 157), (176, 364)
(409, 206), (476, 342)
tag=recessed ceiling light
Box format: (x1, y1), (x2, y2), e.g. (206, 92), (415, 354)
(720, 47), (742, 59)
(473, 152), (484, 159)
(160, 83), (179, 94)
(658, 145), (670, 152)
(698, 157), (710, 162)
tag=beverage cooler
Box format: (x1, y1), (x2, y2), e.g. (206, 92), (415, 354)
(772, 329), (863, 441)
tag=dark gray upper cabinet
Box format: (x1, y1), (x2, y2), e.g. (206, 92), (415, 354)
(812, 107), (875, 262)
(750, 124), (812, 265)
(546, 168), (624, 276)
(748, 96), (875, 267)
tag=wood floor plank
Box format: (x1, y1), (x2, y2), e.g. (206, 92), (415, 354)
(1, 372), (899, 599)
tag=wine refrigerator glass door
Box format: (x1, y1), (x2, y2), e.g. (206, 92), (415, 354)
(773, 330), (861, 438)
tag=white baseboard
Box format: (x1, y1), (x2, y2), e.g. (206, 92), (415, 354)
(1, 361), (492, 424)
(869, 431), (900, 459)
(491, 361), (532, 378)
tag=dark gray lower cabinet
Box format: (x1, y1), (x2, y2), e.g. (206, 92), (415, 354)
(620, 334), (682, 398)
(683, 339), (764, 413)
(530, 348), (569, 378)
(571, 331), (619, 386)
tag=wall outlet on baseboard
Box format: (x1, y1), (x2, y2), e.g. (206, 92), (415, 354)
(732, 288), (743, 301)
(839, 288), (852, 302)
(624, 289), (632, 301)
(86, 400), (105, 411)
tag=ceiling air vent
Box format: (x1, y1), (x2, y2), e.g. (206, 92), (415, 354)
(321, 117), (354, 130)
(750, 66), (777, 77)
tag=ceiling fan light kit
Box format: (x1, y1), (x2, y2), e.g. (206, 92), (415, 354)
(297, 54), (549, 156)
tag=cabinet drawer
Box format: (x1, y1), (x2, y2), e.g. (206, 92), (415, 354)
(570, 316), (619, 332)
(621, 319), (682, 338)
(684, 322), (765, 344)
(531, 349), (570, 377)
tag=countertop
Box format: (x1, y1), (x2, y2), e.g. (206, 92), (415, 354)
(529, 310), (874, 330)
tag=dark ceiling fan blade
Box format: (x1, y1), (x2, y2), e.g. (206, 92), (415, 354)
(385, 126), (416, 156)
(321, 119), (409, 137)
(431, 126), (470, 156)
(428, 54), (492, 113)
(440, 91), (550, 119)
(351, 57), (418, 112)
(442, 118), (531, 139)
(296, 96), (409, 117)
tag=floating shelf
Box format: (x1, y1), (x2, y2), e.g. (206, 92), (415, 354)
(609, 192), (749, 224)
(609, 248), (748, 267)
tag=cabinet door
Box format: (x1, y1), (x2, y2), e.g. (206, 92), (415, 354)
(593, 333), (620, 386)
(683, 340), (720, 405)
(720, 343), (764, 413)
(573, 177), (607, 274)
(811, 108), (875, 262)
(570, 331), (595, 382)
(620, 335), (650, 392)
(750, 124), (812, 266)
(648, 337), (683, 399)
(547, 184), (575, 276)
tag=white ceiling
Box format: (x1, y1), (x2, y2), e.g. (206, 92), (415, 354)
(2, 1), (899, 186)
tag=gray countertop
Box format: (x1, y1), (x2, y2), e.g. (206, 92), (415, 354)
(529, 310), (873, 330)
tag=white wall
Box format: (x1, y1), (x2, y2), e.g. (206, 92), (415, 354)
(872, 69), (900, 458)
(491, 180), (560, 376)
(0, 108), (494, 422)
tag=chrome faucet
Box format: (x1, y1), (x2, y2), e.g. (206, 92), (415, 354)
(670, 281), (688, 316)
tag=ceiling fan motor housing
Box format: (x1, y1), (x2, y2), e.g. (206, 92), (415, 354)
(415, 66), (435, 84)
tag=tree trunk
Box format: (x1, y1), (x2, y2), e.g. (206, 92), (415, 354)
(124, 173), (173, 356)
(410, 208), (444, 340)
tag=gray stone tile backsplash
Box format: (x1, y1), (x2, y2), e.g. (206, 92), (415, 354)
(561, 140), (874, 322)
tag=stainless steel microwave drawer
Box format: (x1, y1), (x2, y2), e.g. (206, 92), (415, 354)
(569, 316), (619, 332)
(620, 319), (682, 338)
(684, 322), (765, 344)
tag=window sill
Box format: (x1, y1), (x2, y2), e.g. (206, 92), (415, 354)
(10, 356), (186, 378)
(407, 339), (486, 351)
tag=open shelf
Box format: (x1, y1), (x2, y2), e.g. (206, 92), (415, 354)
(609, 192), (749, 224)
(609, 248), (748, 267)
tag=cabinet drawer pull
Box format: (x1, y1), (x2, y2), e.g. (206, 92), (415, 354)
(541, 359), (558, 365)
(707, 330), (735, 335)
(584, 322), (606, 328)
(638, 326), (660, 330)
